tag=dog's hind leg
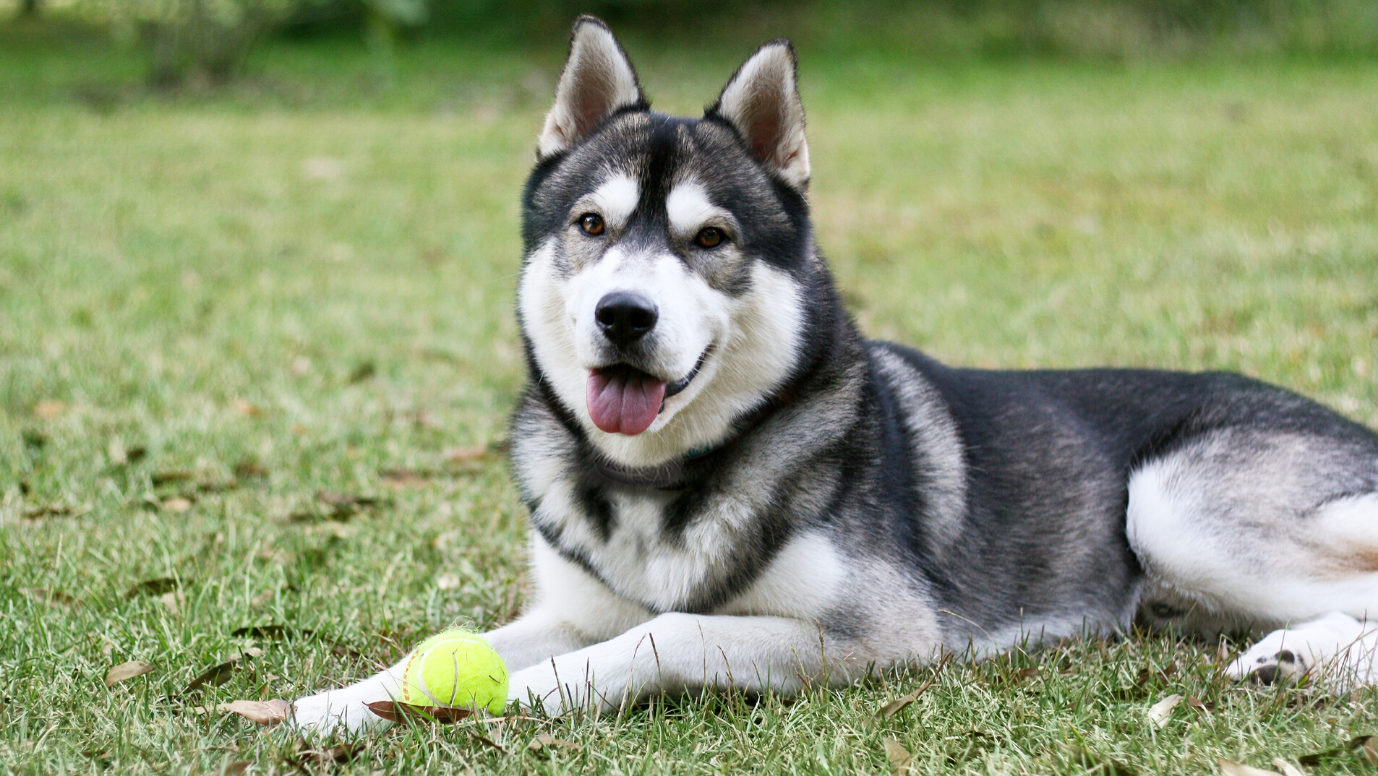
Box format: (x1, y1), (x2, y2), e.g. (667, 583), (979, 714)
(1126, 427), (1378, 689)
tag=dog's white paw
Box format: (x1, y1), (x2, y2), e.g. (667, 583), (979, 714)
(289, 690), (393, 737)
(1226, 612), (1378, 690)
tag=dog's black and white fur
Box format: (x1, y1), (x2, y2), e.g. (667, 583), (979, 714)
(291, 17), (1378, 733)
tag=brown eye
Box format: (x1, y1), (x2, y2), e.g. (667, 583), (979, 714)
(579, 213), (605, 236)
(694, 227), (725, 249)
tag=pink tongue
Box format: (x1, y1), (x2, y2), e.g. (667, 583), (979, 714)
(587, 369), (667, 435)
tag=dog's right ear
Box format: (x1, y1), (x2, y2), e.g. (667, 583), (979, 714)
(538, 16), (645, 159)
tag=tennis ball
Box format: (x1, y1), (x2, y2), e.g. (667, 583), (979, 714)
(399, 630), (508, 714)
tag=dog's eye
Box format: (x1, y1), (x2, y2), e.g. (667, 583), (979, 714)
(579, 213), (605, 236)
(694, 227), (725, 249)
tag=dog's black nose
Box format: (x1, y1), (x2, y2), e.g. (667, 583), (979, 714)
(595, 292), (658, 346)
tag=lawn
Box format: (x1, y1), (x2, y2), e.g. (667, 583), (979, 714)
(2, 27), (1378, 775)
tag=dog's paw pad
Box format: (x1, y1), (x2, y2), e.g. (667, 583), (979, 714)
(1229, 643), (1310, 685)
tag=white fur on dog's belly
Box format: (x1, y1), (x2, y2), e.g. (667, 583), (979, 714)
(718, 532), (845, 619)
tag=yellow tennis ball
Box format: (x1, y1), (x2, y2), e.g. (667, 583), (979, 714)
(399, 630), (508, 714)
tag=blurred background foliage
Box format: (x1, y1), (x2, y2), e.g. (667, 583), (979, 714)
(4, 0), (1378, 88)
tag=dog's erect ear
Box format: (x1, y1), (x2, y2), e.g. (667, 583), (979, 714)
(708, 40), (810, 189)
(538, 16), (645, 159)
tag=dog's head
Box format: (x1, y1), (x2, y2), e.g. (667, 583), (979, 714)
(519, 17), (818, 466)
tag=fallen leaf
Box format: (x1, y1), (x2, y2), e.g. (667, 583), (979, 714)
(310, 521), (357, 539)
(1148, 693), (1182, 728)
(231, 624), (300, 639)
(151, 471), (193, 487)
(184, 650), (260, 694)
(22, 503), (89, 520)
(445, 446), (491, 463)
(1218, 758), (1282, 776)
(883, 738), (911, 775)
(1299, 735), (1376, 766)
(33, 400), (65, 419)
(436, 573), (461, 590)
(364, 700), (471, 724)
(233, 459), (267, 478)
(107, 440), (128, 465)
(219, 762), (250, 776)
(315, 492), (382, 516)
(185, 661), (238, 693)
(162, 497), (193, 513)
(1187, 696), (1214, 713)
(231, 399), (264, 417)
(290, 741), (366, 768)
(159, 592), (180, 616)
(877, 654), (951, 720)
(124, 577), (180, 598)
(20, 587), (81, 609)
(380, 467), (432, 486)
(223, 699), (290, 726)
(527, 732), (581, 752)
(347, 361), (376, 384)
(1270, 759), (1306, 776)
(105, 660), (154, 687)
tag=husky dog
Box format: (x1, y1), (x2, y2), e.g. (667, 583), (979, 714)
(291, 17), (1378, 734)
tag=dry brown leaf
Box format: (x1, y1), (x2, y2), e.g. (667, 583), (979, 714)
(184, 649), (261, 694)
(364, 701), (472, 724)
(1148, 693), (1182, 728)
(527, 733), (582, 753)
(20, 587), (81, 609)
(1270, 758), (1306, 776)
(231, 399), (264, 417)
(222, 699), (290, 726)
(124, 577), (180, 598)
(1187, 696), (1214, 713)
(105, 660), (154, 687)
(1299, 735), (1376, 766)
(219, 762), (250, 776)
(877, 654), (950, 720)
(185, 660), (238, 693)
(23, 503), (90, 520)
(883, 738), (911, 775)
(379, 467), (433, 485)
(150, 471), (192, 487)
(33, 400), (65, 419)
(159, 592), (181, 616)
(445, 446), (491, 463)
(1218, 758), (1282, 776)
(290, 741), (366, 767)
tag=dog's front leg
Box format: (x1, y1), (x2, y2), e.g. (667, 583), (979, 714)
(508, 612), (864, 716)
(288, 609), (602, 736)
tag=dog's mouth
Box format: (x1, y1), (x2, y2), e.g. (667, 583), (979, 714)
(586, 348), (711, 436)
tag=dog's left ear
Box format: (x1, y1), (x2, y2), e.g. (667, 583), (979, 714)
(708, 40), (810, 190)
(538, 16), (645, 159)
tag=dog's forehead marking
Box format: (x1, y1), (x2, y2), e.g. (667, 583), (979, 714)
(665, 181), (719, 234)
(588, 172), (639, 229)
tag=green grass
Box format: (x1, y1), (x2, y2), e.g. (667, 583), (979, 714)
(3, 29), (1378, 775)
